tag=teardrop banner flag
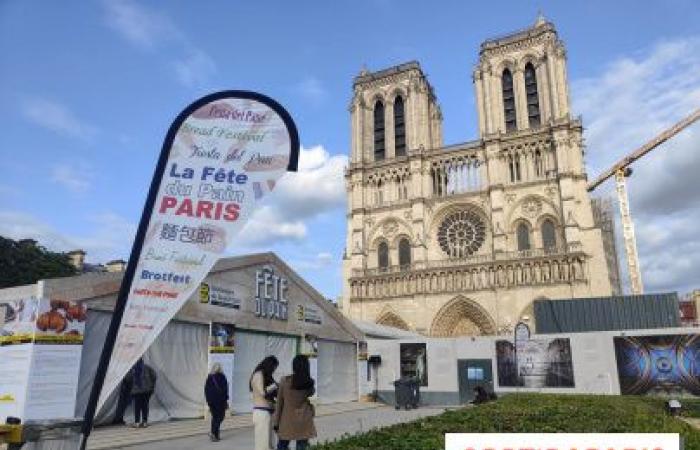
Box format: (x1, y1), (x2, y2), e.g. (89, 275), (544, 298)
(81, 91), (299, 446)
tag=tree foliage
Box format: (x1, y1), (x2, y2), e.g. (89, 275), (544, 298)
(0, 236), (78, 288)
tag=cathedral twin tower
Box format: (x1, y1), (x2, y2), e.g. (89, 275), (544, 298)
(341, 17), (618, 336)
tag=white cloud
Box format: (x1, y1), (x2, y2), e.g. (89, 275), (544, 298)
(101, 0), (217, 87)
(50, 163), (92, 193)
(235, 145), (347, 250)
(237, 206), (307, 247)
(295, 77), (328, 105)
(102, 0), (175, 49)
(275, 145), (348, 220)
(292, 252), (336, 271)
(574, 37), (700, 177)
(20, 98), (97, 141)
(0, 211), (135, 264)
(173, 48), (217, 88)
(573, 36), (700, 295)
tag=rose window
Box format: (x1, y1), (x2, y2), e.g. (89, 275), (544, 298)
(437, 210), (486, 258)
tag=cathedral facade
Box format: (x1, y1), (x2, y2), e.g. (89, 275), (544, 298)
(341, 18), (617, 336)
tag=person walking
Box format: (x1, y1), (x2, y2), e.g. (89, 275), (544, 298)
(273, 355), (317, 450)
(250, 356), (279, 450)
(205, 362), (229, 442)
(130, 358), (157, 428)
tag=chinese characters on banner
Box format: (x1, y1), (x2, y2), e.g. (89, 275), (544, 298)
(96, 92), (298, 411)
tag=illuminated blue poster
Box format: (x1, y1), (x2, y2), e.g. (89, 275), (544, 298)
(614, 335), (700, 396)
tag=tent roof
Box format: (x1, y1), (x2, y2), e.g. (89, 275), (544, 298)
(6, 252), (364, 341)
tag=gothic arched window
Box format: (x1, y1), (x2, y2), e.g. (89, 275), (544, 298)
(502, 69), (517, 132)
(524, 63), (540, 127)
(374, 101), (385, 161)
(534, 150), (543, 177)
(509, 154), (522, 183)
(542, 219), (556, 249)
(517, 223), (531, 251)
(394, 96), (406, 157)
(378, 241), (389, 270)
(398, 238), (411, 268)
(376, 180), (383, 205)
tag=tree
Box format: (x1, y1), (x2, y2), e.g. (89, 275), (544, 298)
(0, 236), (78, 288)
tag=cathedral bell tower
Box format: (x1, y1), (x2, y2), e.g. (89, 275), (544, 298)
(349, 61), (443, 164)
(473, 16), (594, 255)
(474, 14), (571, 137)
(342, 62), (443, 315)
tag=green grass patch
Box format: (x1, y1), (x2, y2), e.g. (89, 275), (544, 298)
(313, 394), (700, 450)
(680, 399), (700, 419)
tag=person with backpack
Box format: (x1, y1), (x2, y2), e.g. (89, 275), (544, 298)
(130, 359), (157, 428)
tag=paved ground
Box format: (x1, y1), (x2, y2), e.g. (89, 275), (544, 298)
(683, 417), (700, 429)
(87, 402), (445, 450)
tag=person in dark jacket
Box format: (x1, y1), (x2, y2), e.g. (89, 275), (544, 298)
(111, 376), (133, 425)
(130, 358), (157, 428)
(471, 386), (491, 405)
(205, 362), (229, 442)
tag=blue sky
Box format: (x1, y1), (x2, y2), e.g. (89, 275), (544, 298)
(1, 0), (699, 299)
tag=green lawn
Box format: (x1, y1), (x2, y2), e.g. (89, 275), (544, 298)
(313, 394), (700, 450)
(682, 399), (700, 419)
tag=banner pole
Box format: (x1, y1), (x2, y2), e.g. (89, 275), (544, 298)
(77, 90), (299, 450)
(78, 115), (175, 450)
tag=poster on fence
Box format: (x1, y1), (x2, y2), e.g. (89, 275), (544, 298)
(24, 299), (87, 421)
(208, 323), (235, 408)
(614, 334), (700, 396)
(0, 298), (87, 421)
(496, 338), (575, 388)
(0, 298), (40, 422)
(400, 343), (428, 386)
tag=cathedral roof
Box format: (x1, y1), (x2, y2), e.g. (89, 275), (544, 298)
(480, 17), (557, 53)
(352, 60), (422, 86)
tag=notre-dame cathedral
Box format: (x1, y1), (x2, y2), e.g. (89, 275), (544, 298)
(341, 17), (621, 336)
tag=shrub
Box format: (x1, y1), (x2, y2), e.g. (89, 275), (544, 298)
(312, 394), (700, 450)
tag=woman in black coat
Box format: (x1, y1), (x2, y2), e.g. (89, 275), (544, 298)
(205, 363), (229, 441)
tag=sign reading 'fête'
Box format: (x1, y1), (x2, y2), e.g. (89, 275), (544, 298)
(254, 267), (288, 320)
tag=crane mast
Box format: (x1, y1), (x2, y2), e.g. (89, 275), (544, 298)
(588, 108), (700, 295)
(615, 169), (644, 294)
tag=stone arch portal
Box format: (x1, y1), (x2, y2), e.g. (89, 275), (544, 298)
(376, 311), (410, 331)
(430, 296), (496, 337)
